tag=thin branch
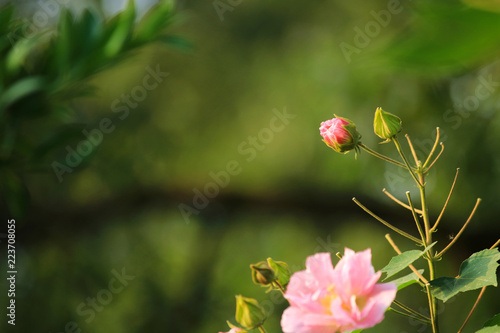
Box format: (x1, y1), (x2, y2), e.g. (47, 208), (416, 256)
(393, 300), (431, 321)
(382, 188), (423, 214)
(431, 168), (460, 233)
(437, 198), (482, 258)
(422, 127), (440, 170)
(406, 191), (426, 245)
(389, 307), (431, 324)
(353, 198), (422, 244)
(393, 137), (422, 187)
(358, 143), (407, 168)
(405, 134), (420, 165)
(424, 143), (444, 173)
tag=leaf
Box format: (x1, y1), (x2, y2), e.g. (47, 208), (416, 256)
(381, 243), (436, 280)
(0, 77), (46, 111)
(483, 313), (500, 327)
(430, 248), (500, 302)
(104, 0), (136, 58)
(388, 270), (425, 291)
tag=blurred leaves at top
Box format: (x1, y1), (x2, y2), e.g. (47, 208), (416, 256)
(1, 0), (500, 332)
(0, 0), (178, 217)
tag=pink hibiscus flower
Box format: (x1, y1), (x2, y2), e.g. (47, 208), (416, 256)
(281, 249), (397, 333)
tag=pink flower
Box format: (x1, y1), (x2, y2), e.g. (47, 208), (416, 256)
(219, 328), (243, 333)
(281, 249), (397, 333)
(319, 117), (361, 153)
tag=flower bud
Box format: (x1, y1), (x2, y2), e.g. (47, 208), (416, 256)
(267, 258), (290, 288)
(373, 107), (402, 141)
(235, 295), (266, 330)
(250, 261), (275, 286)
(319, 116), (361, 153)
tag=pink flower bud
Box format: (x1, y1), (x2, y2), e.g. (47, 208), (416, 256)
(319, 116), (361, 153)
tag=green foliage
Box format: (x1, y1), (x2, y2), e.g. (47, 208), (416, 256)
(381, 243), (436, 280)
(0, 1), (180, 217)
(430, 248), (500, 302)
(388, 270), (424, 291)
(483, 313), (500, 327)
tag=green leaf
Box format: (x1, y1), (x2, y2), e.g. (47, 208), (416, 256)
(381, 243), (436, 280)
(483, 313), (500, 327)
(0, 76), (46, 111)
(388, 269), (425, 291)
(430, 248), (500, 302)
(104, 0), (136, 58)
(134, 1), (175, 43)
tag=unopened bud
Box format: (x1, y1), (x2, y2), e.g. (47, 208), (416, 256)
(235, 295), (266, 330)
(250, 261), (275, 286)
(373, 107), (402, 141)
(267, 258), (290, 288)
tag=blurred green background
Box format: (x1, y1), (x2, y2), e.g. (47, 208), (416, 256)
(1, 0), (500, 332)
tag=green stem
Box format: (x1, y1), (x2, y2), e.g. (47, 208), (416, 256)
(274, 281), (286, 295)
(393, 137), (422, 187)
(436, 198), (481, 259)
(257, 326), (267, 333)
(417, 171), (439, 333)
(389, 307), (431, 325)
(393, 300), (431, 321)
(353, 198), (422, 244)
(406, 191), (426, 246)
(358, 143), (407, 169)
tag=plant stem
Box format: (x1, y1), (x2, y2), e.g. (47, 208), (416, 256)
(417, 171), (439, 333)
(382, 188), (423, 214)
(436, 198), (481, 258)
(389, 307), (431, 324)
(393, 300), (431, 321)
(257, 326), (267, 333)
(274, 281), (286, 295)
(422, 127), (441, 170)
(358, 143), (407, 169)
(430, 168), (460, 233)
(353, 198), (422, 244)
(393, 137), (422, 186)
(406, 191), (426, 246)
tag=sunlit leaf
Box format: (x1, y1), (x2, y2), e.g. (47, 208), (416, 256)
(430, 248), (500, 302)
(381, 243), (436, 280)
(387, 269), (424, 291)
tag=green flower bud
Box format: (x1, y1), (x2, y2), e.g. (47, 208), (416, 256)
(250, 261), (275, 286)
(373, 107), (402, 141)
(235, 295), (266, 330)
(267, 258), (290, 289)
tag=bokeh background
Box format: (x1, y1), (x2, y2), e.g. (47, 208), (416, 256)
(1, 0), (500, 332)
